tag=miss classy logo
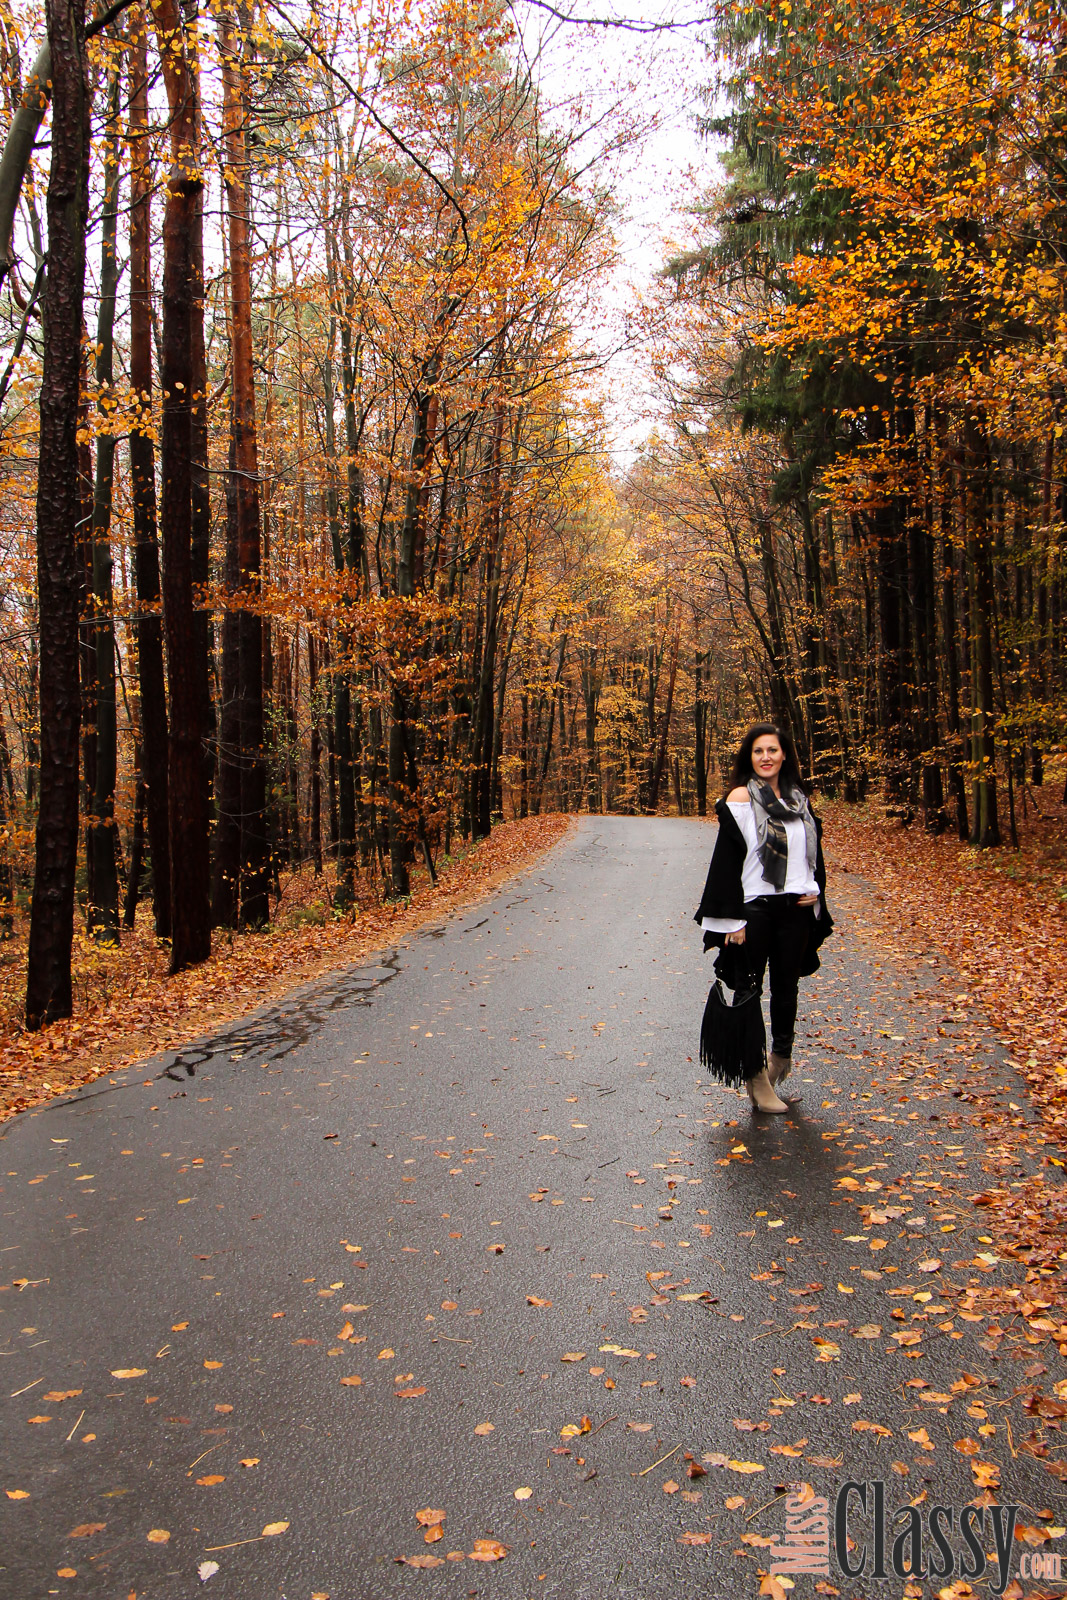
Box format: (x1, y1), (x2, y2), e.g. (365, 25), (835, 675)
(771, 1482), (1033, 1593)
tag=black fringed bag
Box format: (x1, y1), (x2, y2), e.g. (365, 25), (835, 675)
(700, 942), (766, 1087)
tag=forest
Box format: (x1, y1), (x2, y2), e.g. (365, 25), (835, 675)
(0, 0), (1064, 1031)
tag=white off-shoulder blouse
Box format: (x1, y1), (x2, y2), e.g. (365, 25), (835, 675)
(701, 800), (820, 936)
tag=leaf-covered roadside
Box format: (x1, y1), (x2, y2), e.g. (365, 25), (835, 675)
(0, 814), (570, 1122)
(827, 798), (1067, 1395)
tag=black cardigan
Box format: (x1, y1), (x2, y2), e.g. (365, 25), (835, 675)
(693, 798), (833, 976)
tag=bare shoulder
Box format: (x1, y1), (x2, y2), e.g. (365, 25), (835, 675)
(726, 787), (750, 804)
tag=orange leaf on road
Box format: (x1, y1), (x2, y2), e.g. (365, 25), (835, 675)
(468, 1539), (507, 1562)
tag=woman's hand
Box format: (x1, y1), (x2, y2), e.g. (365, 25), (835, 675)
(726, 927), (746, 945)
(797, 894), (818, 906)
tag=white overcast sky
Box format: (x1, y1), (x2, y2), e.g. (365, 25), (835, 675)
(511, 0), (717, 460)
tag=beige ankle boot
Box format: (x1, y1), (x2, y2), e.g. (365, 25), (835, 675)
(768, 1052), (792, 1087)
(747, 1068), (789, 1114)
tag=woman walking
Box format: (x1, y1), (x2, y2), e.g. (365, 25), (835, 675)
(694, 723), (833, 1112)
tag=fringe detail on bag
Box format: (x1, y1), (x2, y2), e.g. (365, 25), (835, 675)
(700, 983), (766, 1087)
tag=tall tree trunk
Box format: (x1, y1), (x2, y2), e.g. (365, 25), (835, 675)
(152, 0), (211, 970)
(646, 628), (679, 814)
(213, 431), (242, 925)
(307, 632), (322, 874)
(694, 649), (708, 817)
(25, 0), (90, 1028)
(188, 88), (214, 835)
(0, 709), (15, 936)
(85, 58), (121, 943)
(472, 398), (505, 840)
(127, 4), (170, 936)
(122, 752), (146, 928)
(77, 353), (95, 903)
(389, 374), (438, 893)
(531, 633), (568, 815)
(218, 0), (268, 925)
(966, 415), (1000, 848)
(322, 319), (358, 906)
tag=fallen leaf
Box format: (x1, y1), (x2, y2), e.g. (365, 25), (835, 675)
(239, 1458), (259, 1468)
(26, 1416), (51, 1424)
(917, 1259), (942, 1274)
(953, 1437), (981, 1456)
(663, 1479), (680, 1494)
(416, 1509), (446, 1528)
(907, 1429), (935, 1450)
(728, 1461), (765, 1474)
(424, 1526), (443, 1544)
(468, 1539), (508, 1561)
(198, 1561), (220, 1581)
(68, 1523), (105, 1537)
(852, 1325), (882, 1339)
(677, 1531), (715, 1545)
(395, 1386), (427, 1398)
(339, 1376), (362, 1387)
(146, 1529), (170, 1543)
(971, 1461), (1000, 1489)
(378, 1349), (395, 1360)
(474, 1422), (494, 1435)
(760, 1579), (790, 1600)
(6, 1490), (30, 1500)
(725, 1495), (746, 1509)
(397, 1554), (446, 1568)
(56, 1569), (77, 1579)
(561, 1352), (586, 1363)
(262, 1521), (289, 1536)
(197, 1475), (225, 1486)
(203, 1361), (223, 1371)
(1015, 1525), (1053, 1547)
(526, 1296), (552, 1308)
(628, 1421), (653, 1432)
(110, 1369), (147, 1379)
(43, 1390), (82, 1402)
(514, 1487), (533, 1500)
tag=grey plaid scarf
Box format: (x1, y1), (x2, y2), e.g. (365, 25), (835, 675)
(747, 778), (818, 891)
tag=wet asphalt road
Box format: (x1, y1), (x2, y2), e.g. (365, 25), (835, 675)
(1, 817), (1059, 1600)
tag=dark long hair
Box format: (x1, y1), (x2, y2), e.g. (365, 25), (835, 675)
(727, 723), (808, 798)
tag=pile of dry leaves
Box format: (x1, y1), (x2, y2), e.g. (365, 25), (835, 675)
(0, 813), (570, 1121)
